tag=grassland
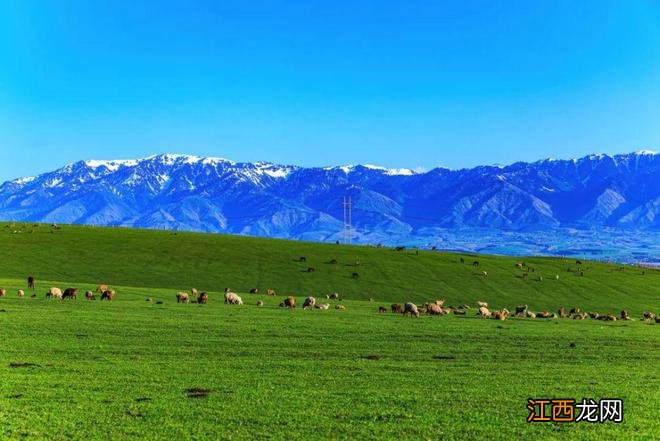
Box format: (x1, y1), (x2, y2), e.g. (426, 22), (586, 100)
(0, 223), (658, 440)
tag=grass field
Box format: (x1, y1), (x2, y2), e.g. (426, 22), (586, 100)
(0, 223), (658, 439)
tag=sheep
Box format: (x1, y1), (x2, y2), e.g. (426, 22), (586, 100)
(481, 271), (488, 277)
(620, 310), (630, 321)
(17, 289), (24, 298)
(27, 276), (35, 290)
(378, 306), (387, 313)
(306, 267), (316, 273)
(478, 306), (491, 318)
(62, 288), (77, 300)
(335, 304), (346, 310)
(85, 291), (95, 300)
(603, 314), (617, 322)
(588, 312), (600, 319)
(569, 307), (581, 315)
(573, 312), (587, 320)
(223, 289), (243, 305)
(391, 303), (403, 313)
(256, 300), (264, 307)
(425, 302), (443, 315)
(100, 290), (115, 301)
(477, 301), (488, 308)
(525, 310), (536, 319)
(642, 311), (656, 321)
(351, 272), (359, 279)
(191, 288), (198, 298)
(267, 289), (277, 296)
(316, 303), (330, 310)
(493, 309), (509, 320)
(250, 288), (259, 294)
(327, 292), (340, 300)
(198, 292), (209, 305)
(0, 288), (5, 297)
(96, 284), (108, 293)
(453, 309), (466, 315)
(558, 306), (565, 318)
(176, 292), (190, 303)
(402, 302), (419, 318)
(283, 296), (296, 308)
(536, 311), (551, 319)
(47, 287), (63, 299)
(515, 305), (528, 316)
(434, 299), (445, 307)
(298, 256), (306, 262)
(303, 296), (317, 309)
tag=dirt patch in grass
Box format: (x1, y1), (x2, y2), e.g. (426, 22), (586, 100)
(432, 355), (456, 361)
(9, 362), (40, 368)
(186, 388), (212, 398)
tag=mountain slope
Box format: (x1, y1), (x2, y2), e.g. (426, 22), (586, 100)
(0, 151), (659, 244)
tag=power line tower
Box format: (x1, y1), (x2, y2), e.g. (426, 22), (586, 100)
(342, 196), (352, 244)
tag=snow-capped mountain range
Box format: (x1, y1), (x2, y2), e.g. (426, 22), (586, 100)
(1, 151), (658, 246)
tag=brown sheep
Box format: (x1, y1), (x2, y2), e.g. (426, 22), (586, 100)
(573, 312), (587, 320)
(198, 292), (209, 304)
(96, 284), (108, 293)
(283, 296), (296, 308)
(250, 288), (259, 294)
(536, 311), (551, 319)
(256, 300), (264, 307)
(100, 290), (115, 301)
(27, 276), (35, 290)
(402, 302), (419, 317)
(0, 288), (5, 297)
(569, 307), (581, 315)
(62, 288), (77, 300)
(47, 287), (63, 299)
(558, 306), (565, 318)
(493, 309), (509, 320)
(303, 296), (316, 309)
(17, 289), (24, 298)
(620, 310), (630, 321)
(642, 311), (656, 321)
(391, 303), (403, 313)
(176, 292), (190, 303)
(85, 291), (95, 300)
(335, 304), (346, 310)
(378, 306), (387, 313)
(267, 289), (277, 296)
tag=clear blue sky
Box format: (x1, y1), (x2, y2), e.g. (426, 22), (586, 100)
(1, 1), (660, 180)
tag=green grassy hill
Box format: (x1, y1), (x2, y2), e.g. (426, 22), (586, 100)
(2, 222), (658, 313)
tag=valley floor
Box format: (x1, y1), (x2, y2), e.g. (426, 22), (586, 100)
(0, 278), (658, 440)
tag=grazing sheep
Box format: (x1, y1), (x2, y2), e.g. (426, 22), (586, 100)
(603, 314), (617, 322)
(515, 263), (523, 269)
(267, 289), (277, 296)
(352, 272), (359, 279)
(378, 306), (387, 313)
(478, 306), (491, 318)
(223, 289), (243, 305)
(306, 267), (316, 273)
(573, 312), (587, 320)
(453, 309), (466, 315)
(85, 291), (95, 300)
(642, 311), (656, 321)
(96, 284), (108, 293)
(303, 296), (317, 309)
(493, 309), (508, 320)
(256, 300), (264, 307)
(176, 292), (190, 303)
(558, 306), (566, 318)
(316, 303), (330, 310)
(569, 307), (581, 315)
(17, 289), (24, 298)
(27, 276), (35, 290)
(250, 288), (259, 294)
(0, 288), (5, 297)
(536, 311), (551, 319)
(47, 287), (63, 299)
(391, 303), (403, 313)
(100, 290), (115, 301)
(472, 261), (479, 267)
(515, 305), (528, 316)
(62, 288), (77, 299)
(283, 296), (296, 308)
(298, 256), (306, 262)
(191, 288), (198, 298)
(335, 304), (346, 310)
(588, 312), (600, 319)
(425, 302), (443, 315)
(434, 299), (445, 307)
(620, 310), (630, 321)
(327, 292), (340, 300)
(525, 310), (536, 319)
(481, 271), (488, 277)
(198, 292), (209, 305)
(402, 302), (419, 318)
(477, 301), (488, 308)
(459, 304), (470, 310)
